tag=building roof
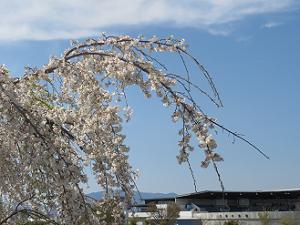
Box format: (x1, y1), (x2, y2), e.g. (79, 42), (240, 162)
(176, 189), (300, 199)
(140, 188), (300, 203)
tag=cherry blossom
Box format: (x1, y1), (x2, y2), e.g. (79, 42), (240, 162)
(0, 35), (264, 225)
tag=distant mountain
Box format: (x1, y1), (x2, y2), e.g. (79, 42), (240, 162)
(87, 191), (177, 203)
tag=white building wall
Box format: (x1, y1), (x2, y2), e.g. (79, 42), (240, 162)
(178, 211), (300, 225)
(131, 210), (300, 225)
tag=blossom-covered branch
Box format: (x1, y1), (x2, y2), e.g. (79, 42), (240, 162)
(0, 34), (267, 225)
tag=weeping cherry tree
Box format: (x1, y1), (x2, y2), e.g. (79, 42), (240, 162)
(0, 34), (266, 225)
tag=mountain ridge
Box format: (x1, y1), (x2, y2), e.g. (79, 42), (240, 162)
(87, 191), (177, 203)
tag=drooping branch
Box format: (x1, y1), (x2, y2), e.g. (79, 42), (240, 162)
(0, 35), (268, 225)
(0, 194), (60, 225)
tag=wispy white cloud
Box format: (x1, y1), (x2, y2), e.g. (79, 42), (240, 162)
(0, 0), (297, 41)
(262, 21), (283, 29)
(236, 35), (253, 43)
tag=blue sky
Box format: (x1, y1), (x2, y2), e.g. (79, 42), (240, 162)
(1, 0), (300, 194)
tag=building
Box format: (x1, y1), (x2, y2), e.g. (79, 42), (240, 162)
(130, 188), (300, 225)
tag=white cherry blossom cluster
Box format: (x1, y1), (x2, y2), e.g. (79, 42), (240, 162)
(0, 35), (224, 224)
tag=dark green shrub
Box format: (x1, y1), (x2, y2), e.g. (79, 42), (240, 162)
(224, 220), (239, 225)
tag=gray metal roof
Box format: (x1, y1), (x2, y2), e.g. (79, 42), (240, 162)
(176, 188), (300, 199)
(139, 188), (300, 203)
